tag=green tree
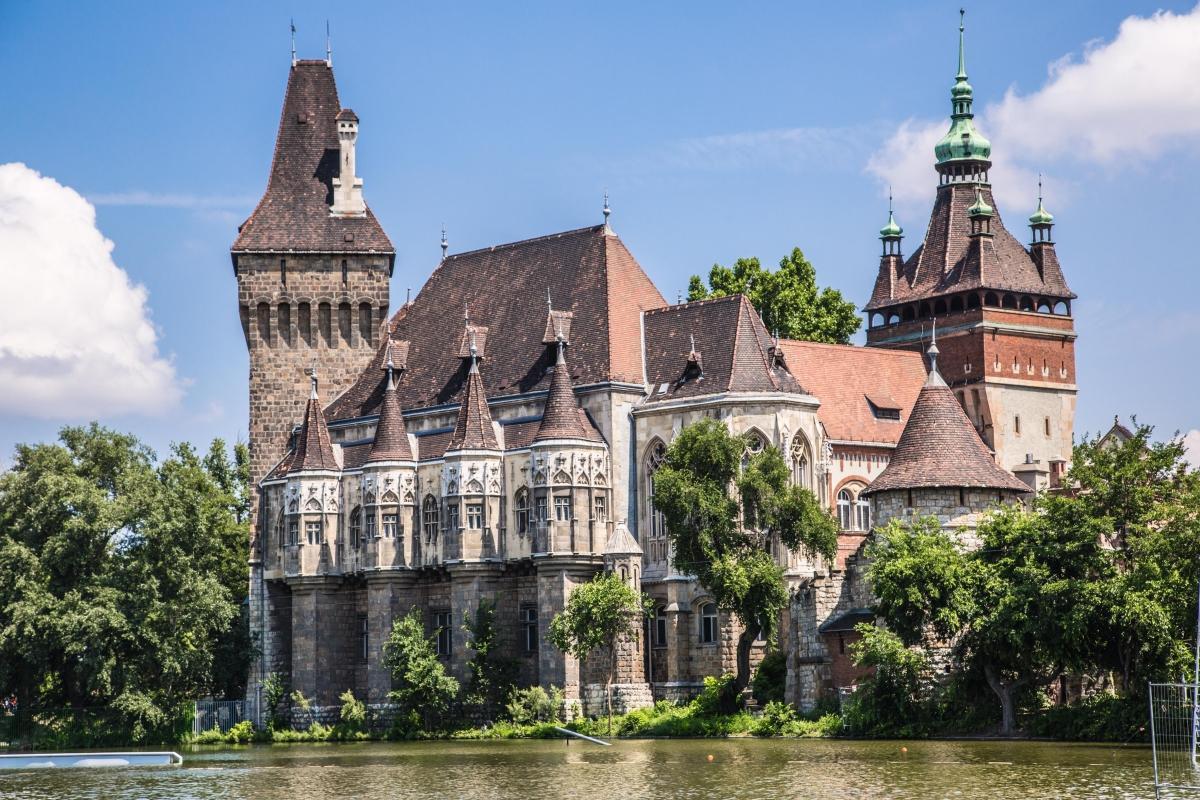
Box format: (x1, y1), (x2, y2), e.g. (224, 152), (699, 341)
(382, 609), (459, 730)
(651, 419), (838, 711)
(687, 247), (860, 344)
(461, 598), (518, 720)
(0, 424), (245, 734)
(845, 625), (930, 737)
(549, 571), (647, 733)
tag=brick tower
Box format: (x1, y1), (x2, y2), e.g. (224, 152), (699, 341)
(231, 57), (395, 531)
(864, 13), (1076, 486)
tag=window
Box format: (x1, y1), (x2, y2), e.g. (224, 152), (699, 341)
(790, 437), (811, 489)
(466, 504), (483, 529)
(422, 495), (439, 542)
(358, 614), (369, 662)
(287, 519), (299, 547)
(855, 495), (872, 532)
(1014, 415), (1022, 435)
(365, 512), (377, 540)
(515, 490), (530, 534)
(305, 520), (321, 545)
(593, 495), (607, 523)
(341, 258), (348, 286)
(275, 512), (285, 552)
(521, 605), (538, 652)
(446, 504), (460, 531)
(554, 495), (572, 522)
(1044, 417), (1051, 437)
(382, 513), (398, 539)
(654, 606), (668, 648)
(646, 440), (667, 543)
(535, 496), (548, 523)
(280, 257), (287, 286)
(745, 431), (765, 454)
(699, 603), (718, 644)
(350, 507), (362, 548)
(837, 490), (853, 530)
(434, 611), (452, 656)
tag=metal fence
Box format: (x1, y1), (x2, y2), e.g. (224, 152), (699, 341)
(192, 699), (246, 736)
(1150, 683), (1200, 797)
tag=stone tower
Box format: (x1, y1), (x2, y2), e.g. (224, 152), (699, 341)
(863, 13), (1076, 486)
(231, 58), (395, 531)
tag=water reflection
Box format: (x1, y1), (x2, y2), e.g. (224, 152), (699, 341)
(0, 739), (1153, 800)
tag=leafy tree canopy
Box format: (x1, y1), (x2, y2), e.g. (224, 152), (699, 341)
(687, 247), (860, 344)
(382, 609), (459, 731)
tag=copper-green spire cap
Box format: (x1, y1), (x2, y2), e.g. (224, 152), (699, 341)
(968, 185), (994, 217)
(935, 9), (992, 165)
(1028, 176), (1054, 225)
(879, 189), (903, 238)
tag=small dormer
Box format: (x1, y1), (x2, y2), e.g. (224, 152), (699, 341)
(331, 107), (366, 217)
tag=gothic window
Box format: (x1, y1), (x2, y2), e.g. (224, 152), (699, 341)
(422, 495), (439, 542)
(645, 440), (667, 551)
(279, 257), (287, 286)
(275, 511), (285, 553)
(699, 603), (718, 644)
(364, 511), (377, 540)
(446, 504), (460, 531)
(433, 611), (452, 656)
(515, 489), (530, 534)
(654, 606), (668, 648)
(350, 507), (362, 549)
(287, 519), (299, 547)
(535, 496), (548, 523)
(837, 490), (853, 530)
(521, 605), (538, 653)
(305, 520), (322, 545)
(466, 504), (483, 529)
(554, 495), (572, 522)
(382, 513), (398, 539)
(341, 259), (348, 286)
(593, 495), (607, 523)
(790, 436), (811, 490)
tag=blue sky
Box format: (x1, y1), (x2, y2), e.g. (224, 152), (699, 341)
(2, 0), (1199, 463)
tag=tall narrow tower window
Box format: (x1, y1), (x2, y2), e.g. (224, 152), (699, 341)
(341, 259), (348, 286)
(280, 258), (287, 286)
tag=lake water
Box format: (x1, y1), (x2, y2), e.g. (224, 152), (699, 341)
(0, 738), (1156, 799)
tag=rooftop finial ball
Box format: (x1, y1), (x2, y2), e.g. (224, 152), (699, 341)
(706, 754), (714, 762)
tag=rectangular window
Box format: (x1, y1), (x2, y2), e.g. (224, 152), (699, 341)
(287, 519), (299, 547)
(305, 520), (321, 545)
(654, 607), (668, 648)
(466, 504), (483, 530)
(516, 500), (529, 534)
(700, 604), (718, 644)
(423, 501), (439, 541)
(554, 495), (572, 522)
(521, 605), (538, 653)
(446, 504), (460, 531)
(280, 257), (287, 286)
(1044, 417), (1051, 437)
(358, 614), (369, 662)
(365, 513), (377, 539)
(382, 513), (398, 539)
(593, 495), (607, 523)
(535, 496), (548, 523)
(434, 611), (452, 656)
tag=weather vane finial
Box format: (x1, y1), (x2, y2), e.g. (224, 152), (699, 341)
(603, 191), (611, 225)
(290, 20), (297, 67)
(441, 225), (448, 258)
(325, 21), (332, 66)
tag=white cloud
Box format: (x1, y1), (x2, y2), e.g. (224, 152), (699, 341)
(1183, 429), (1200, 469)
(868, 5), (1200, 210)
(0, 163), (183, 418)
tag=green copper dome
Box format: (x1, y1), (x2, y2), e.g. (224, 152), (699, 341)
(934, 12), (992, 164)
(1028, 197), (1054, 226)
(879, 210), (903, 239)
(968, 186), (994, 217)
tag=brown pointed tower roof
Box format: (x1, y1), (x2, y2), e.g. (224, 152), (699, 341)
(534, 341), (591, 442)
(447, 356), (500, 452)
(366, 351), (413, 463)
(289, 374), (339, 474)
(231, 60), (393, 256)
(863, 345), (1028, 495)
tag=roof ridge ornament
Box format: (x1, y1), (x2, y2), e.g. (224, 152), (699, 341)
(441, 225), (448, 259)
(603, 191), (611, 228)
(925, 320), (947, 387)
(325, 20), (332, 66)
(308, 360), (319, 399)
(290, 19), (297, 67)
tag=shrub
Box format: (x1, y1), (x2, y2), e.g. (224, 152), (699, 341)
(333, 690), (368, 739)
(1026, 693), (1147, 742)
(506, 686), (563, 725)
(225, 720), (255, 744)
(752, 651), (787, 705)
(755, 701), (798, 736)
(190, 726), (226, 745)
(692, 674), (736, 716)
(383, 610), (459, 730)
(262, 673), (289, 730)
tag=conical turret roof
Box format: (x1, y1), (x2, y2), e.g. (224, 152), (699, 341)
(366, 356), (413, 463)
(534, 342), (591, 442)
(447, 357), (500, 451)
(864, 351), (1028, 495)
(290, 375), (339, 474)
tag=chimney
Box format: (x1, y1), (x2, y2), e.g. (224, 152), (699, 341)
(331, 108), (365, 217)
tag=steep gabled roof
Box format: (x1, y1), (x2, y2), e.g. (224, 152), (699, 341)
(776, 340), (926, 444)
(326, 225), (665, 421)
(863, 364), (1028, 495)
(289, 386), (339, 474)
(366, 368), (413, 463)
(232, 60), (393, 254)
(866, 184), (1072, 311)
(642, 295), (807, 403)
(447, 359), (500, 451)
(534, 343), (591, 442)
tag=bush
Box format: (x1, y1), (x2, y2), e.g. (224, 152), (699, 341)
(332, 690), (368, 740)
(754, 701), (798, 736)
(1026, 694), (1147, 742)
(262, 673), (289, 730)
(692, 674), (736, 716)
(384, 610), (460, 730)
(190, 726), (226, 745)
(225, 720), (256, 744)
(506, 686), (564, 725)
(752, 651), (787, 705)
(842, 626), (932, 737)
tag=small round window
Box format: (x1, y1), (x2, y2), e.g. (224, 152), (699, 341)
(745, 433), (765, 454)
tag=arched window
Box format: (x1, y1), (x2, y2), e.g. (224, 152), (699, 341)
(515, 488), (530, 535)
(699, 603), (718, 644)
(646, 439), (667, 539)
(790, 436), (811, 490)
(275, 511), (285, 553)
(855, 494), (872, 532)
(350, 507), (362, 549)
(422, 495), (439, 543)
(837, 489), (853, 530)
(744, 430), (766, 454)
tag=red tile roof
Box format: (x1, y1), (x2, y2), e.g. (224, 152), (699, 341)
(447, 359), (500, 451)
(534, 343), (591, 442)
(366, 368), (413, 463)
(863, 367), (1029, 494)
(232, 61), (393, 254)
(866, 184), (1072, 311)
(289, 388), (339, 474)
(776, 340), (926, 444)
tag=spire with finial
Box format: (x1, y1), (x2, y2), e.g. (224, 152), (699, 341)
(290, 19), (297, 67)
(880, 186), (904, 253)
(534, 333), (589, 442)
(290, 361), (338, 474)
(934, 8), (991, 166)
(602, 191), (611, 227)
(325, 20), (332, 66)
(405, 286), (411, 305)
(1028, 173), (1055, 241)
(448, 326), (498, 451)
(925, 320), (946, 386)
(441, 225), (448, 259)
(308, 361), (319, 399)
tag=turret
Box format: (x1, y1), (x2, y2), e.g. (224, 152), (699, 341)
(967, 185), (994, 236)
(934, 10), (992, 185)
(1028, 178), (1059, 284)
(331, 107), (365, 216)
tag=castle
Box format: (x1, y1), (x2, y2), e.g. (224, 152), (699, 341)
(233, 18), (1076, 719)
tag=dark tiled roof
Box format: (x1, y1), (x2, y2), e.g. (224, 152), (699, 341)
(232, 61), (393, 254)
(534, 344), (590, 441)
(325, 225), (666, 421)
(866, 184), (1072, 311)
(289, 393), (339, 473)
(447, 360), (500, 451)
(642, 295), (807, 403)
(366, 373), (413, 462)
(777, 340), (926, 444)
(863, 368), (1029, 494)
